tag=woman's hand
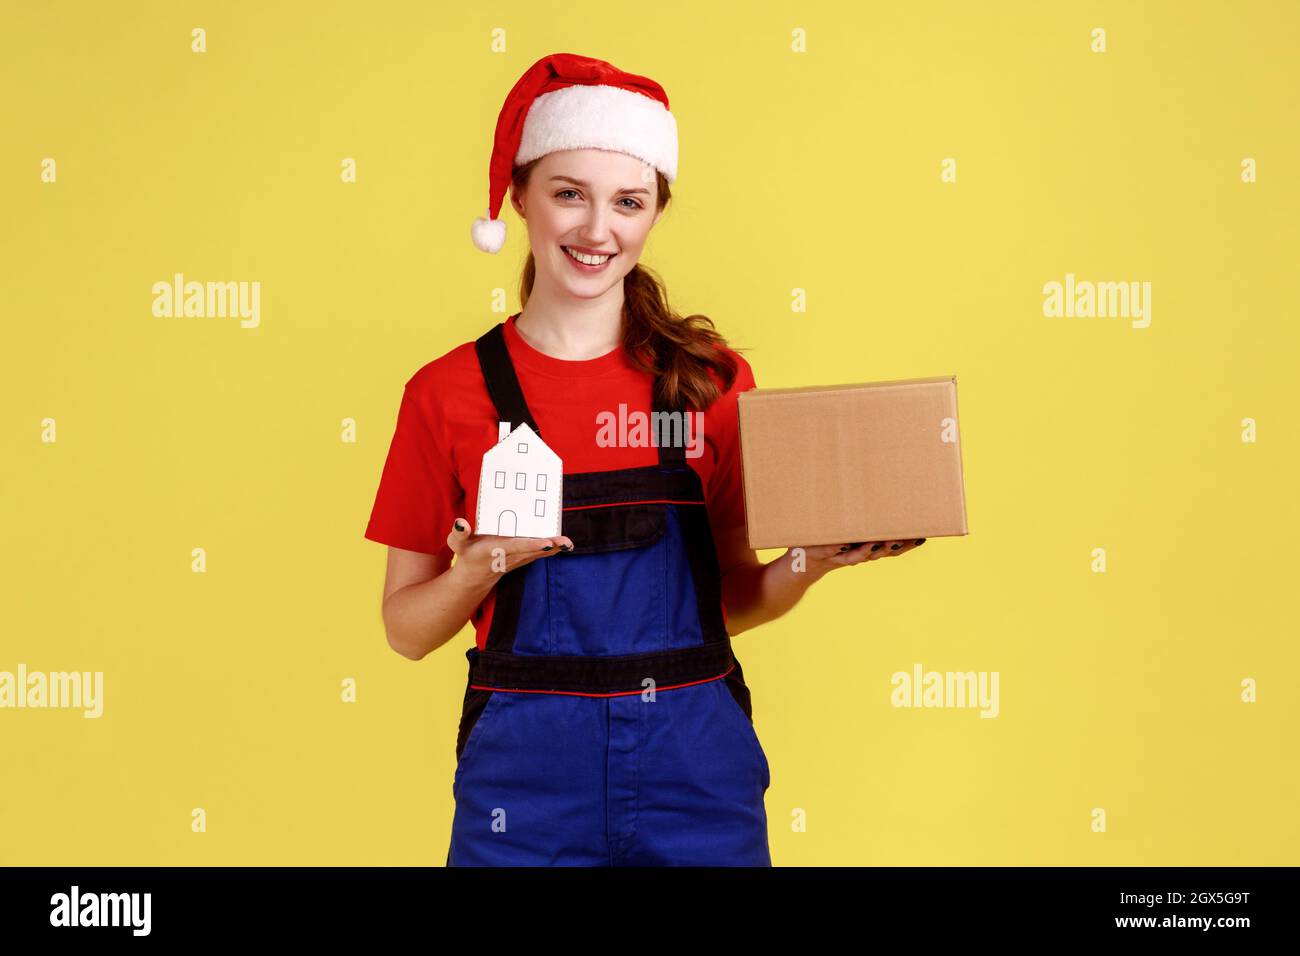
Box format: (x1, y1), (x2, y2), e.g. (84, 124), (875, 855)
(444, 517), (575, 590)
(798, 538), (926, 577)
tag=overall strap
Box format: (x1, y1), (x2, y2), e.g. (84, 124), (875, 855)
(654, 401), (688, 466)
(476, 320), (687, 466)
(474, 322), (541, 437)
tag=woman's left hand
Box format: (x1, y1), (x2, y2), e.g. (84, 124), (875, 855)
(797, 538), (926, 576)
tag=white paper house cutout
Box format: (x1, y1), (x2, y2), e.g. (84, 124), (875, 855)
(475, 421), (563, 537)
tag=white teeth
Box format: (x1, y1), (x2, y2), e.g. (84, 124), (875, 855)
(563, 246), (612, 266)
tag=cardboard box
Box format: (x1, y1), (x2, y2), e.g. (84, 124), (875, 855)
(736, 377), (969, 549)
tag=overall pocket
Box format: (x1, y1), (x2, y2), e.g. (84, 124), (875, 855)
(453, 690), (501, 798)
(548, 505), (669, 656)
(720, 675), (771, 793)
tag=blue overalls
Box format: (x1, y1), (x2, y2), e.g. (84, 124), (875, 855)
(446, 322), (771, 866)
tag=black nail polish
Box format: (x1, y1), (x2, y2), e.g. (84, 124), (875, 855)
(560, 544), (572, 552)
(915, 538), (925, 545)
(891, 543), (901, 550)
(871, 543), (883, 551)
(454, 520), (466, 531)
(839, 545), (849, 552)
(541, 545), (552, 551)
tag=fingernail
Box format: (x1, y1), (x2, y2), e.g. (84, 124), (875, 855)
(454, 520), (466, 532)
(915, 538), (926, 545)
(891, 543), (902, 550)
(839, 545), (849, 552)
(541, 545), (552, 551)
(871, 543), (883, 551)
(560, 544), (572, 552)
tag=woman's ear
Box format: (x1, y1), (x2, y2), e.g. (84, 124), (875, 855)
(509, 188), (525, 220)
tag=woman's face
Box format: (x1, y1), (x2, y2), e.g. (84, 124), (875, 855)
(511, 148), (663, 300)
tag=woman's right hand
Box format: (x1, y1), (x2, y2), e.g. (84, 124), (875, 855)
(444, 517), (575, 589)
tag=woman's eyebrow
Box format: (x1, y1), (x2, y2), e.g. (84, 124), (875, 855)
(549, 175), (651, 196)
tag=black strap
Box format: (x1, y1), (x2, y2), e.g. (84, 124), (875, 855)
(467, 639), (736, 695)
(653, 410), (687, 465)
(475, 323), (541, 437)
(562, 465), (701, 507)
(474, 321), (688, 465)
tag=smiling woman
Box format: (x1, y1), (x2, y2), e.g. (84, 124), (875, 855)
(366, 51), (917, 870)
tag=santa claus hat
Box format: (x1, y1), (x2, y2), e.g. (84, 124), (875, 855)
(471, 52), (678, 254)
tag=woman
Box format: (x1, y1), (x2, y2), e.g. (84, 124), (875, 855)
(364, 53), (923, 866)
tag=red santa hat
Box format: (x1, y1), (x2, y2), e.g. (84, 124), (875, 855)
(471, 52), (679, 254)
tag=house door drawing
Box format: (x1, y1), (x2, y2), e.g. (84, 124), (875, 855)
(494, 509), (517, 536)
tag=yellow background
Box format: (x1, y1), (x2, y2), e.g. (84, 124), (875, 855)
(2, 1), (1296, 865)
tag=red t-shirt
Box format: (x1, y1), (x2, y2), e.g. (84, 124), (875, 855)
(364, 312), (757, 649)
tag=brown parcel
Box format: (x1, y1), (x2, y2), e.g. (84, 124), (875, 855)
(736, 377), (970, 550)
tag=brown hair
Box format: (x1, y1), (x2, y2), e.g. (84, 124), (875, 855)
(511, 157), (740, 412)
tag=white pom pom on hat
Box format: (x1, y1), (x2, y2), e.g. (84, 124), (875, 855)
(471, 52), (679, 254)
(471, 211), (508, 254)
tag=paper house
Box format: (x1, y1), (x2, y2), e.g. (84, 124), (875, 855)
(476, 421), (563, 538)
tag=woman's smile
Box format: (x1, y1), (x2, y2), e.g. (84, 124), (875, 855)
(561, 244), (618, 273)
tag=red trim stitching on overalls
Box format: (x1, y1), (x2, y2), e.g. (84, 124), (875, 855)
(562, 498), (706, 511)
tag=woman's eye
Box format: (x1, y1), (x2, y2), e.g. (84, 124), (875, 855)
(555, 189), (640, 210)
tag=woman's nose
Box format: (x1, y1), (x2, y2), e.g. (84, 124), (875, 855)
(579, 210), (612, 241)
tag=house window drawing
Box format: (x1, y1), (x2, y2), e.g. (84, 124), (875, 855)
(476, 421), (563, 538)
